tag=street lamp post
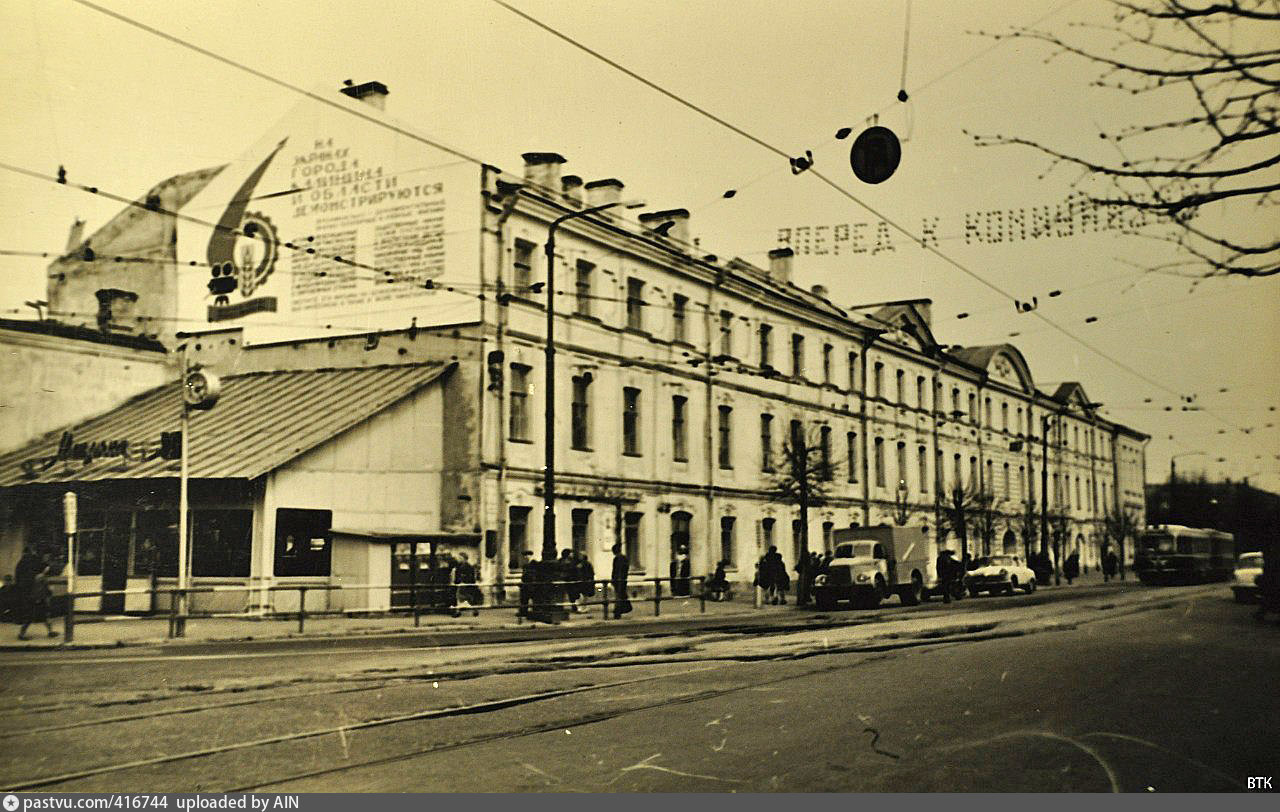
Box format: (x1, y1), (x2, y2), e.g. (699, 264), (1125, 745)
(538, 198), (642, 620)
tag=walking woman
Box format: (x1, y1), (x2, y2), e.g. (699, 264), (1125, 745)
(15, 546), (58, 640)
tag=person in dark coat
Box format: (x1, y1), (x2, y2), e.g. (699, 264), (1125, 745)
(936, 549), (957, 604)
(16, 548), (57, 640)
(454, 552), (482, 615)
(559, 549), (582, 612)
(670, 547), (691, 597)
(611, 544), (632, 618)
(518, 550), (536, 619)
(577, 551), (596, 606)
(1064, 551), (1081, 585)
(1102, 548), (1118, 583)
(762, 546), (787, 605)
(707, 561), (732, 601)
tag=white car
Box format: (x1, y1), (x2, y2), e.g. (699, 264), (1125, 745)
(964, 554), (1036, 596)
(1232, 552), (1264, 603)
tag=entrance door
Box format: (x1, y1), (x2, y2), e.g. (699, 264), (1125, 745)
(100, 512), (131, 613)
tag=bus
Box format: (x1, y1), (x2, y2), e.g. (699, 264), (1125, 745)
(1133, 524), (1234, 585)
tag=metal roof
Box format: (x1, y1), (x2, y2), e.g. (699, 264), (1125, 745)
(0, 362), (453, 487)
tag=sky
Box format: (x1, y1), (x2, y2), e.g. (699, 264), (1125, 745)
(1, 0), (1277, 491)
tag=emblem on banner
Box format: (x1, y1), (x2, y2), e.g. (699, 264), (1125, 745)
(207, 138), (288, 322)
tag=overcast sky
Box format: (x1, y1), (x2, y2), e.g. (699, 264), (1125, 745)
(1, 0), (1277, 491)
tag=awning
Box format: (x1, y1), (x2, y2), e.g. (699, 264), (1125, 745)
(0, 362), (453, 486)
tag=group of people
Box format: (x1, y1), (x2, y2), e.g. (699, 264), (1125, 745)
(754, 546), (791, 604)
(403, 551), (482, 616)
(517, 547), (599, 618)
(4, 545), (60, 640)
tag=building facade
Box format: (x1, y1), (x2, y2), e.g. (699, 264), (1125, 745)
(0, 82), (1148, 608)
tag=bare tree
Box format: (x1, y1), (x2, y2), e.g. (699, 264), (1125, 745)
(936, 481), (983, 564)
(974, 0), (1280, 278)
(1017, 500), (1041, 562)
(765, 424), (838, 605)
(969, 488), (1000, 557)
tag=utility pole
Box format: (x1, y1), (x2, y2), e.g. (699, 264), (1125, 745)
(1040, 412), (1054, 585)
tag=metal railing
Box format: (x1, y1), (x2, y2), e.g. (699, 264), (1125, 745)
(46, 574), (721, 641)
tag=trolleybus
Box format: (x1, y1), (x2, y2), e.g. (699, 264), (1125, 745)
(1133, 524), (1234, 585)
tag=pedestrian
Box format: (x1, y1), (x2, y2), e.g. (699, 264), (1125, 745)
(577, 551), (596, 610)
(16, 547), (57, 641)
(670, 546), (691, 597)
(762, 546), (786, 605)
(1064, 551), (1080, 585)
(1102, 548), (1118, 583)
(0, 574), (15, 624)
(558, 548), (582, 613)
(518, 550), (536, 619)
(936, 549), (956, 604)
(706, 561), (732, 602)
(611, 543), (632, 618)
(454, 552), (482, 615)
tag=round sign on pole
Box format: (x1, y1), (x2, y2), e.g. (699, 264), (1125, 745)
(849, 126), (902, 185)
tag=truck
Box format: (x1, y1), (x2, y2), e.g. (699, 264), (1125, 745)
(811, 526), (939, 610)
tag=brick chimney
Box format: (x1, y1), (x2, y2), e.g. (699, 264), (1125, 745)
(768, 247), (794, 284)
(584, 178), (624, 208)
(522, 152), (567, 193)
(64, 219), (86, 254)
(95, 288), (138, 334)
(339, 80), (389, 111)
(639, 209), (690, 243)
(561, 174), (584, 207)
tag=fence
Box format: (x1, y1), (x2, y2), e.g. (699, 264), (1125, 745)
(47, 575), (720, 641)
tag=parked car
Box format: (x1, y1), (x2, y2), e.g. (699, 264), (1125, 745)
(1232, 551), (1264, 603)
(964, 555), (1036, 596)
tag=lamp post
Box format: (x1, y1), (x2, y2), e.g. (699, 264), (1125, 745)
(538, 197), (642, 619)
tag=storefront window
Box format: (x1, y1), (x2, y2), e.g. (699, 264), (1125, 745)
(134, 510), (178, 577)
(193, 510), (252, 577)
(274, 508), (332, 576)
(77, 510), (106, 577)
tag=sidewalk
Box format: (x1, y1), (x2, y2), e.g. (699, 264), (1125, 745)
(1, 590), (785, 652)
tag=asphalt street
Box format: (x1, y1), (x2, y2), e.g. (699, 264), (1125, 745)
(0, 582), (1274, 792)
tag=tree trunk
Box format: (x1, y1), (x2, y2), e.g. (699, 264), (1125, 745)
(797, 482), (811, 606)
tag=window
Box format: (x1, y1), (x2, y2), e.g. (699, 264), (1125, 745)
(719, 310), (734, 356)
(953, 453), (963, 488)
(970, 456), (978, 488)
(718, 405), (733, 469)
(720, 516), (736, 567)
(672, 294), (688, 343)
(952, 387), (961, 415)
(917, 376), (926, 410)
(624, 512), (643, 571)
(986, 459), (994, 494)
(671, 512), (691, 557)
(626, 278), (645, 330)
(513, 238), (534, 290)
(274, 508), (332, 576)
(193, 510), (252, 577)
(508, 506), (531, 569)
(874, 362), (884, 398)
(575, 259), (593, 316)
(1017, 407), (1024, 436)
(984, 397), (992, 427)
(1020, 466), (1027, 499)
(1001, 401), (1009, 432)
(791, 333), (805, 377)
(968, 392), (977, 424)
(848, 351), (859, 391)
(846, 431), (858, 482)
(789, 419), (804, 456)
(896, 368), (905, 403)
(133, 510), (178, 577)
(791, 519), (804, 563)
(759, 324), (773, 367)
(571, 375), (591, 450)
(918, 446), (929, 494)
(623, 387), (641, 455)
(672, 395), (688, 461)
(896, 442), (907, 489)
(509, 364), (530, 441)
(762, 518), (775, 552)
(76, 511), (106, 576)
(1003, 462), (1011, 498)
(820, 426), (832, 480)
(1075, 476), (1081, 509)
(822, 343), (833, 384)
(874, 438), (886, 487)
(761, 414), (774, 472)
(822, 521), (835, 553)
(571, 509), (592, 556)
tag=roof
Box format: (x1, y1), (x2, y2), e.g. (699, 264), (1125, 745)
(0, 318), (168, 353)
(0, 363), (453, 487)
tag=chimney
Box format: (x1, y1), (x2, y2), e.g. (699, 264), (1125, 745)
(811, 284), (828, 300)
(95, 288), (138, 334)
(584, 178), (624, 208)
(561, 174), (584, 207)
(768, 247), (794, 284)
(639, 209), (690, 243)
(522, 152), (567, 193)
(64, 219), (86, 254)
(339, 80), (390, 111)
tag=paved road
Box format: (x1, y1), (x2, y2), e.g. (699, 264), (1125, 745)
(1, 583), (1273, 792)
